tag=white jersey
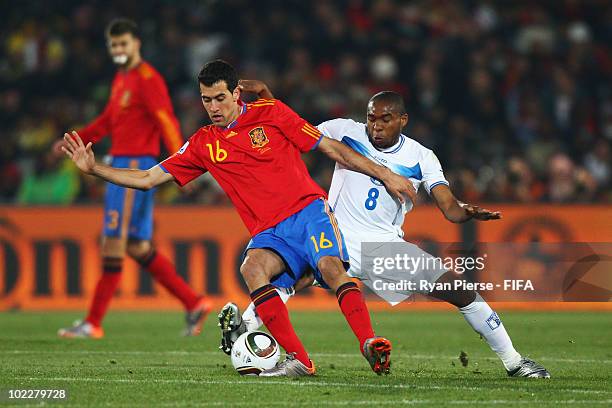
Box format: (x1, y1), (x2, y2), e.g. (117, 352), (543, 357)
(317, 118), (449, 277)
(241, 119), (451, 325)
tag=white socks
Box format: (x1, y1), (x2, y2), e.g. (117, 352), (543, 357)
(242, 287), (294, 332)
(242, 300), (262, 332)
(459, 294), (522, 371)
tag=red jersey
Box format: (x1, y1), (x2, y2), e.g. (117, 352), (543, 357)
(78, 61), (183, 156)
(160, 99), (326, 236)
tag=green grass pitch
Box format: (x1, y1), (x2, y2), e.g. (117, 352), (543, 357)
(0, 310), (610, 407)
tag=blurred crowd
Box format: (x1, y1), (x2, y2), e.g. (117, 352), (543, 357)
(1, 0), (611, 205)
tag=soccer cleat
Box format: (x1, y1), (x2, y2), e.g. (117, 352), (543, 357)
(259, 354), (316, 377)
(507, 358), (551, 378)
(183, 298), (211, 337)
(57, 320), (104, 339)
(218, 302), (247, 354)
(362, 336), (392, 375)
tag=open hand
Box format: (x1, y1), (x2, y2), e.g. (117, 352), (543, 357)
(61, 131), (96, 174)
(460, 203), (502, 221)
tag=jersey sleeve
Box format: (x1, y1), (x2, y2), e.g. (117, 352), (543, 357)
(77, 100), (112, 145)
(317, 118), (353, 141)
(420, 150), (449, 194)
(140, 68), (184, 154)
(159, 134), (207, 186)
(272, 100), (322, 152)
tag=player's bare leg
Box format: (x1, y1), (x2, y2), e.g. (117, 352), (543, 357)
(241, 249), (315, 376)
(429, 271), (550, 378)
(58, 236), (125, 338)
(427, 271), (476, 308)
(127, 239), (209, 336)
(318, 256), (392, 375)
(240, 249), (286, 291)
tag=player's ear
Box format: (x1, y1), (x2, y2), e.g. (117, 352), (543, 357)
(232, 85), (241, 102)
(400, 113), (409, 129)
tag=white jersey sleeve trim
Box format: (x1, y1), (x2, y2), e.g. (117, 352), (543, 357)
(420, 149), (449, 194)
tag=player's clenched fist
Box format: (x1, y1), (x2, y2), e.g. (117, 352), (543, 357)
(238, 79), (273, 98)
(61, 131), (96, 174)
(380, 168), (417, 205)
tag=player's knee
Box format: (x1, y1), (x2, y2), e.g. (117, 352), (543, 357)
(126, 240), (153, 262)
(240, 256), (269, 285)
(430, 271), (477, 307)
(317, 256), (348, 288)
(317, 256), (343, 274)
(240, 249), (286, 290)
(101, 237), (126, 258)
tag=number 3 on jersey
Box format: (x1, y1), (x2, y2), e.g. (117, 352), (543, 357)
(365, 188), (379, 210)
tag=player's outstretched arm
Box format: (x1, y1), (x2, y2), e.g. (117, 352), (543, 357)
(61, 131), (174, 191)
(431, 184), (501, 223)
(317, 137), (417, 204)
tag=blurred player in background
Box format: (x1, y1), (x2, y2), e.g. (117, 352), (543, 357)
(57, 18), (209, 339)
(220, 81), (550, 378)
(59, 59), (419, 376)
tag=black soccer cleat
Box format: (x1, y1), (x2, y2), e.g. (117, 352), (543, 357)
(507, 358), (551, 378)
(218, 302), (247, 355)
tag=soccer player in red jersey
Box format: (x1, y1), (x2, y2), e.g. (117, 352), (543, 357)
(60, 60), (416, 376)
(57, 19), (208, 339)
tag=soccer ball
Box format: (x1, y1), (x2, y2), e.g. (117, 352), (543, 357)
(230, 331), (280, 375)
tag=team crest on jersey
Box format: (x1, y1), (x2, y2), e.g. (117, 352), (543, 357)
(248, 127), (269, 149)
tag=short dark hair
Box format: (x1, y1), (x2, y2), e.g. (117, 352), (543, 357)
(198, 60), (238, 92)
(369, 91), (406, 114)
(105, 18), (140, 39)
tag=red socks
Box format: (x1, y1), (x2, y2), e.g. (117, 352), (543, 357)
(251, 284), (312, 368)
(85, 257), (122, 327)
(140, 250), (200, 310)
(86, 250), (201, 328)
(336, 281), (375, 348)
(250, 282), (373, 366)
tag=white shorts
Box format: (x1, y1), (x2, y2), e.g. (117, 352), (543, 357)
(343, 232), (448, 305)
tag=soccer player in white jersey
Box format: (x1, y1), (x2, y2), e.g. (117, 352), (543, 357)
(219, 82), (550, 378)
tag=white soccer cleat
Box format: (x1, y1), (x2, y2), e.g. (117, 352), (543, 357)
(58, 320), (104, 339)
(259, 354), (316, 377)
